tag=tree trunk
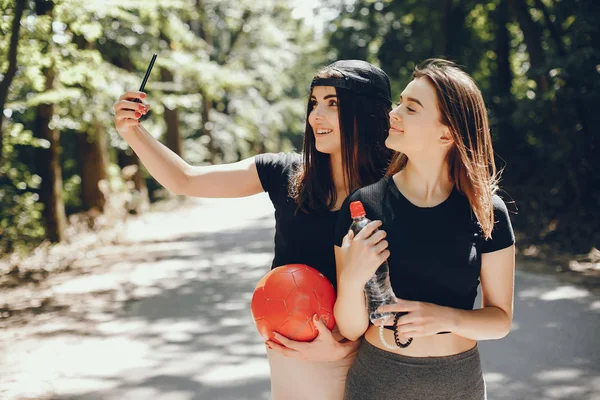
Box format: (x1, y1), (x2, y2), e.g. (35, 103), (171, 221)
(440, 0), (453, 57)
(70, 36), (110, 213)
(33, 0), (66, 242)
(533, 0), (566, 57)
(532, 0), (588, 140)
(160, 68), (182, 157)
(509, 0), (549, 93)
(194, 0), (214, 49)
(221, 9), (252, 63)
(494, 0), (512, 98)
(493, 0), (514, 139)
(75, 122), (108, 212)
(509, 0), (560, 137)
(193, 0), (216, 163)
(201, 92), (216, 163)
(117, 150), (149, 214)
(0, 0), (26, 164)
(34, 68), (67, 242)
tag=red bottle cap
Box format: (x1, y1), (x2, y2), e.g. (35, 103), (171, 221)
(350, 201), (366, 218)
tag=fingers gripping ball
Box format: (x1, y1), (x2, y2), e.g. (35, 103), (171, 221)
(251, 264), (336, 342)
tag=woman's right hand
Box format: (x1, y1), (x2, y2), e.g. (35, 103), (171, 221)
(265, 315), (360, 362)
(339, 221), (389, 286)
(113, 91), (151, 137)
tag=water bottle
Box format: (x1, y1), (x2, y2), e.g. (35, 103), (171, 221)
(349, 201), (398, 324)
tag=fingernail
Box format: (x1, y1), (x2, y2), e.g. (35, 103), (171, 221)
(314, 314), (320, 322)
(135, 112), (141, 118)
(265, 341), (272, 349)
(140, 93), (146, 98)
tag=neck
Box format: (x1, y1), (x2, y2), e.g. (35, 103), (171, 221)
(330, 152), (348, 195)
(395, 154), (453, 204)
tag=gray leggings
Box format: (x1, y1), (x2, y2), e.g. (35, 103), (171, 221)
(344, 340), (486, 400)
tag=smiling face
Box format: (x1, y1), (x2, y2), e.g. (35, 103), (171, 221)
(386, 77), (453, 160)
(385, 59), (499, 239)
(308, 86), (342, 156)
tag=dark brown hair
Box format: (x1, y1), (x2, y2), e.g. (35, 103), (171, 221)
(387, 59), (499, 238)
(290, 68), (393, 214)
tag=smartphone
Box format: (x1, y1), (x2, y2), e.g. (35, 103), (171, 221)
(133, 53), (157, 104)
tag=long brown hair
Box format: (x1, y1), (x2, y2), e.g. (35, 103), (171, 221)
(387, 59), (499, 238)
(290, 68), (393, 214)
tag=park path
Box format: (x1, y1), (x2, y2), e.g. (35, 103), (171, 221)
(0, 194), (598, 400)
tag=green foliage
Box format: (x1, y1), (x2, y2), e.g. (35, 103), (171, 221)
(1, 0), (326, 253)
(326, 0), (600, 252)
(6, 0), (596, 255)
(0, 122), (46, 254)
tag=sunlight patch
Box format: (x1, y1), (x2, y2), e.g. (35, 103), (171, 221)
(51, 377), (117, 397)
(483, 372), (507, 383)
(199, 358), (270, 384)
(97, 318), (148, 335)
(539, 286), (590, 301)
(544, 385), (587, 398)
(535, 368), (583, 381)
(105, 387), (193, 400)
(53, 273), (125, 294)
(589, 301), (600, 312)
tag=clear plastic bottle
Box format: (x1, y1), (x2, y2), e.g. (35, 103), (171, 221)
(349, 200), (398, 324)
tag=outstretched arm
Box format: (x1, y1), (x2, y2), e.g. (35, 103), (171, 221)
(113, 91), (263, 198)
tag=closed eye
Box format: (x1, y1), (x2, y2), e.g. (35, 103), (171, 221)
(396, 102), (416, 113)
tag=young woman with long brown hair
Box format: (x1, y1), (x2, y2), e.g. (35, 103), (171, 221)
(333, 59), (515, 400)
(114, 60), (394, 399)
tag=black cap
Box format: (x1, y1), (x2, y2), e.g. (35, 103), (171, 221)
(310, 60), (392, 105)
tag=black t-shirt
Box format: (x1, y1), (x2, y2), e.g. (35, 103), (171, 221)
(255, 152), (339, 287)
(334, 176), (515, 311)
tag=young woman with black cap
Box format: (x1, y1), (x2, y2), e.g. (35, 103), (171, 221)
(333, 59), (515, 400)
(114, 60), (394, 399)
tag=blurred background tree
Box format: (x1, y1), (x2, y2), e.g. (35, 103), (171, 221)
(0, 0), (598, 256)
(325, 0), (599, 254)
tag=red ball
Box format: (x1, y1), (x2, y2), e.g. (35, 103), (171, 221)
(251, 264), (336, 342)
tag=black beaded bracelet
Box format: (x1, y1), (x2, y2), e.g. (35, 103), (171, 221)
(393, 312), (413, 348)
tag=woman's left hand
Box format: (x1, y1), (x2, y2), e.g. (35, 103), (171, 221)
(377, 299), (457, 338)
(265, 315), (360, 361)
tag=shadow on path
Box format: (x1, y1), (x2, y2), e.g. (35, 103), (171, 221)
(480, 270), (600, 400)
(0, 209), (276, 400)
(1, 195), (599, 400)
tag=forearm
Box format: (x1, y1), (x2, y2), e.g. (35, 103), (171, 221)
(334, 278), (369, 341)
(123, 124), (191, 194)
(450, 306), (512, 340)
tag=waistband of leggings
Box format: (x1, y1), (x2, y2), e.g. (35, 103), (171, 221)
(361, 339), (479, 366)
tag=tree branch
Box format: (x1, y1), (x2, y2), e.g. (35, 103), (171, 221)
(0, 0), (27, 164)
(509, 0), (548, 92)
(533, 0), (566, 56)
(222, 9), (252, 64)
